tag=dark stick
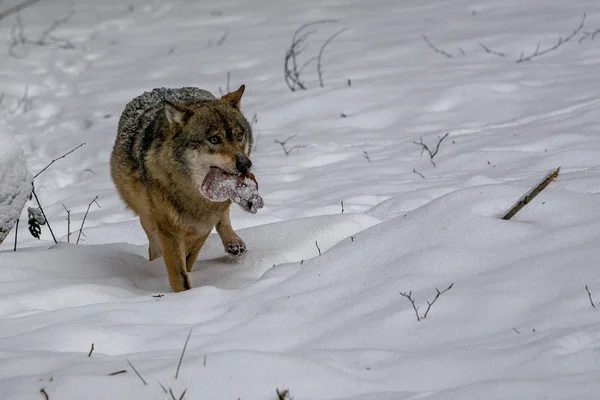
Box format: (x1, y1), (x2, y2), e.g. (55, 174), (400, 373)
(422, 34), (453, 58)
(33, 143), (86, 179)
(315, 240), (321, 256)
(88, 343), (94, 357)
(13, 218), (18, 251)
(585, 285), (596, 308)
(126, 358), (147, 385)
(399, 291), (420, 322)
(108, 370), (127, 376)
(413, 168), (425, 179)
(31, 187), (57, 244)
(40, 388), (49, 400)
(341, 200), (344, 214)
(0, 0), (42, 23)
(76, 196), (100, 244)
(175, 328), (193, 379)
(422, 283), (454, 319)
(502, 168), (560, 220)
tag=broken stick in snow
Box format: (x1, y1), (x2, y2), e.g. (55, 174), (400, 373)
(502, 167), (560, 220)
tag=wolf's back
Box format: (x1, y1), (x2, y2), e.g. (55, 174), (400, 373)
(112, 87), (216, 171)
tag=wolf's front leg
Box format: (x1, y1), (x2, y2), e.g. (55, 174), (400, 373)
(157, 229), (192, 292)
(216, 206), (246, 256)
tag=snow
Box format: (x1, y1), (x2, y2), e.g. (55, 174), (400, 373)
(1, 0), (600, 399)
(0, 132), (32, 245)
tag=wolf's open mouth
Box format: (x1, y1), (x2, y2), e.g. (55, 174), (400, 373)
(200, 166), (264, 213)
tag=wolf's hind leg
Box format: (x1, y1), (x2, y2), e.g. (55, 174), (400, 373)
(140, 216), (162, 261)
(216, 206), (246, 256)
(157, 229), (191, 292)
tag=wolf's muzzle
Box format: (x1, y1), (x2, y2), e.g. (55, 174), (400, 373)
(236, 152), (252, 174)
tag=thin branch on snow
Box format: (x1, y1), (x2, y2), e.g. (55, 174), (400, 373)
(274, 134), (305, 155)
(315, 240), (321, 256)
(0, 0), (42, 24)
(88, 343), (94, 357)
(516, 13), (586, 63)
(76, 196), (100, 244)
(399, 290), (421, 321)
(62, 203), (71, 243)
(40, 388), (49, 400)
(34, 143), (86, 179)
(126, 358), (147, 385)
(276, 388), (292, 400)
(159, 382), (169, 393)
(169, 388), (187, 400)
(363, 151), (371, 163)
(13, 219), (18, 251)
(413, 133), (449, 167)
(9, 7), (76, 58)
(502, 167), (560, 220)
(579, 27), (600, 43)
(478, 42), (506, 57)
(317, 28), (348, 88)
(175, 328), (193, 379)
(422, 34), (454, 58)
(400, 283), (454, 321)
(107, 370), (127, 376)
(341, 200), (344, 214)
(585, 285), (596, 308)
(423, 283), (454, 319)
(413, 168), (425, 179)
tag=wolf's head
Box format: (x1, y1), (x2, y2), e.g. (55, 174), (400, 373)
(161, 85), (253, 186)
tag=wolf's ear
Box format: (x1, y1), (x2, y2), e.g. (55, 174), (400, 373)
(221, 84), (245, 109)
(163, 100), (191, 126)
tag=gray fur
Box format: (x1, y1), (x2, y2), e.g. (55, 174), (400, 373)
(115, 87), (217, 165)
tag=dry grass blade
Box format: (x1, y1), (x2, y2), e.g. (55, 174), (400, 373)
(175, 328), (193, 379)
(126, 358), (147, 385)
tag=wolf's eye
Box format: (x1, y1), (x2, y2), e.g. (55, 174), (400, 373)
(236, 133), (244, 141)
(209, 136), (221, 144)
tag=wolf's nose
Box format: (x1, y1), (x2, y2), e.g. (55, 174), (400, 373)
(236, 152), (252, 174)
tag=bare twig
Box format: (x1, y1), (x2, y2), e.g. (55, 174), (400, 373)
(413, 133), (449, 167)
(400, 283), (454, 321)
(274, 134), (305, 155)
(585, 285), (596, 308)
(341, 200), (344, 214)
(413, 168), (425, 179)
(284, 20), (337, 91)
(175, 328), (193, 379)
(13, 219), (18, 251)
(516, 13), (586, 63)
(62, 203), (71, 242)
(169, 388), (187, 400)
(315, 240), (321, 256)
(159, 382), (169, 393)
(399, 291), (420, 322)
(0, 0), (42, 23)
(363, 151), (371, 163)
(513, 328), (521, 334)
(203, 354), (207, 366)
(277, 389), (292, 400)
(422, 34), (454, 58)
(34, 143), (86, 179)
(579, 28), (600, 43)
(502, 167), (560, 220)
(76, 196), (100, 244)
(31, 187), (57, 244)
(88, 343), (94, 357)
(317, 28), (348, 87)
(126, 358), (147, 385)
(478, 42), (506, 57)
(40, 388), (49, 400)
(422, 283), (454, 319)
(108, 370), (127, 376)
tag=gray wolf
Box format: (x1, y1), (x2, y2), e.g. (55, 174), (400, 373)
(110, 85), (255, 292)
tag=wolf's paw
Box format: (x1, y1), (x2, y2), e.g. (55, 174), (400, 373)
(225, 240), (247, 256)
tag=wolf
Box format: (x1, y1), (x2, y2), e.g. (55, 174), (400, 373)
(110, 85), (255, 292)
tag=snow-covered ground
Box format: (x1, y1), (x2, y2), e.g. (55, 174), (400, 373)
(1, 0), (600, 398)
